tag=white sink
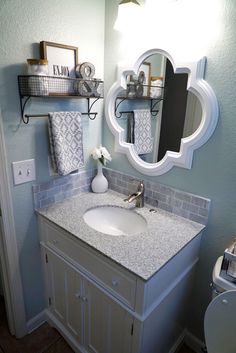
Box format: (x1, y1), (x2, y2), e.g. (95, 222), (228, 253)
(83, 205), (147, 236)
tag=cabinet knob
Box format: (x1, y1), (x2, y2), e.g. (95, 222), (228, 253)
(111, 279), (118, 287)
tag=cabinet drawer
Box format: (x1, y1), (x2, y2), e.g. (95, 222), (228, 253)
(40, 218), (137, 309)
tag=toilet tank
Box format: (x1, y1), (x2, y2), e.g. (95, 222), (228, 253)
(212, 256), (236, 298)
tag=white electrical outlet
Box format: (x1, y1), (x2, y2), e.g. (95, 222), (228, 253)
(12, 159), (36, 185)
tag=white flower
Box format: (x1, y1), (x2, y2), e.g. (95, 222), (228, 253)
(91, 145), (112, 165)
(100, 147), (112, 161)
(91, 147), (101, 160)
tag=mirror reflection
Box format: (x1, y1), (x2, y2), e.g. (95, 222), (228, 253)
(115, 54), (202, 163)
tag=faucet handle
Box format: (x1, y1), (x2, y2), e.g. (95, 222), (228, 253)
(124, 195), (130, 202)
(137, 180), (144, 191)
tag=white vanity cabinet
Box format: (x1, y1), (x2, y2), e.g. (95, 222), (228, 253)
(38, 215), (202, 353)
(39, 217), (134, 353)
(45, 250), (84, 344)
(83, 279), (133, 353)
(44, 249), (133, 353)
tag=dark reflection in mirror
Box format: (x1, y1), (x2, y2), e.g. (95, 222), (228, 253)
(115, 54), (202, 163)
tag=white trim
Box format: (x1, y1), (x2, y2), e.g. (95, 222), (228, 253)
(105, 49), (219, 176)
(184, 330), (206, 353)
(27, 310), (46, 333)
(0, 109), (27, 337)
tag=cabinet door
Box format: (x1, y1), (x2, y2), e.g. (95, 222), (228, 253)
(46, 250), (84, 344)
(84, 280), (133, 353)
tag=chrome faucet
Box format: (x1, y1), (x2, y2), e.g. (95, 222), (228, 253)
(124, 181), (145, 208)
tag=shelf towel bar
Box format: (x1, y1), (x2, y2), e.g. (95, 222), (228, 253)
(22, 112), (97, 124)
(19, 94), (100, 124)
(116, 110), (159, 119)
(115, 97), (161, 119)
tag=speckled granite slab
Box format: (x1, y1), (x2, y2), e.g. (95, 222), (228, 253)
(37, 190), (204, 281)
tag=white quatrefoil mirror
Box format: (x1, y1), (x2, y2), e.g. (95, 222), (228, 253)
(105, 49), (218, 176)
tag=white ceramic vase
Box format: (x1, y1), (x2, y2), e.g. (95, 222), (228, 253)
(91, 161), (108, 193)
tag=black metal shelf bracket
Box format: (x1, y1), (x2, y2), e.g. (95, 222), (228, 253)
(115, 98), (127, 118)
(114, 97), (161, 119)
(86, 97), (100, 120)
(150, 99), (161, 117)
(19, 96), (31, 124)
(18, 95), (101, 124)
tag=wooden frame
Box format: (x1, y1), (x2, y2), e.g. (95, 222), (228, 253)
(40, 41), (78, 78)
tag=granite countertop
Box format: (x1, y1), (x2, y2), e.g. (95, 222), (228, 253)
(37, 190), (205, 281)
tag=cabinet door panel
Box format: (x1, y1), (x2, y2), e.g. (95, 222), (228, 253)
(65, 264), (84, 340)
(48, 251), (67, 322)
(47, 251), (84, 344)
(84, 281), (133, 353)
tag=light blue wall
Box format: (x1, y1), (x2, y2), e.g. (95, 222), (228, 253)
(0, 0), (105, 320)
(104, 0), (236, 339)
(1, 0), (235, 339)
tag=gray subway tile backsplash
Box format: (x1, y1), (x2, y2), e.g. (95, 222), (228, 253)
(189, 213), (208, 225)
(199, 207), (209, 217)
(33, 166), (210, 225)
(33, 168), (95, 209)
(103, 168), (210, 225)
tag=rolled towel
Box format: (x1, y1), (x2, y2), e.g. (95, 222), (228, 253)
(150, 78), (163, 98)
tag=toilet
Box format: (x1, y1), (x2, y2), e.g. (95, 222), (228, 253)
(204, 256), (236, 353)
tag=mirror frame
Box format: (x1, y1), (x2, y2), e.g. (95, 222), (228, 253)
(105, 49), (219, 176)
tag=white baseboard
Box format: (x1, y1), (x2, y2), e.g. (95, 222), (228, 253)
(26, 311), (206, 353)
(26, 309), (46, 334)
(184, 330), (206, 353)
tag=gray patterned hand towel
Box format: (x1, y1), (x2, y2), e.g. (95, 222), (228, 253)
(133, 109), (153, 155)
(48, 111), (84, 176)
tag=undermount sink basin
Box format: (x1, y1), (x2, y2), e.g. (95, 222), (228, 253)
(83, 205), (147, 236)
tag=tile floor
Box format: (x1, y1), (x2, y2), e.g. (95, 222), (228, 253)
(0, 296), (195, 353)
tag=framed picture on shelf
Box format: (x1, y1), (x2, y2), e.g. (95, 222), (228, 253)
(40, 41), (78, 78)
(139, 62), (151, 96)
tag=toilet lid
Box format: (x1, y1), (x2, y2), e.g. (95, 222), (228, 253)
(204, 290), (236, 353)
